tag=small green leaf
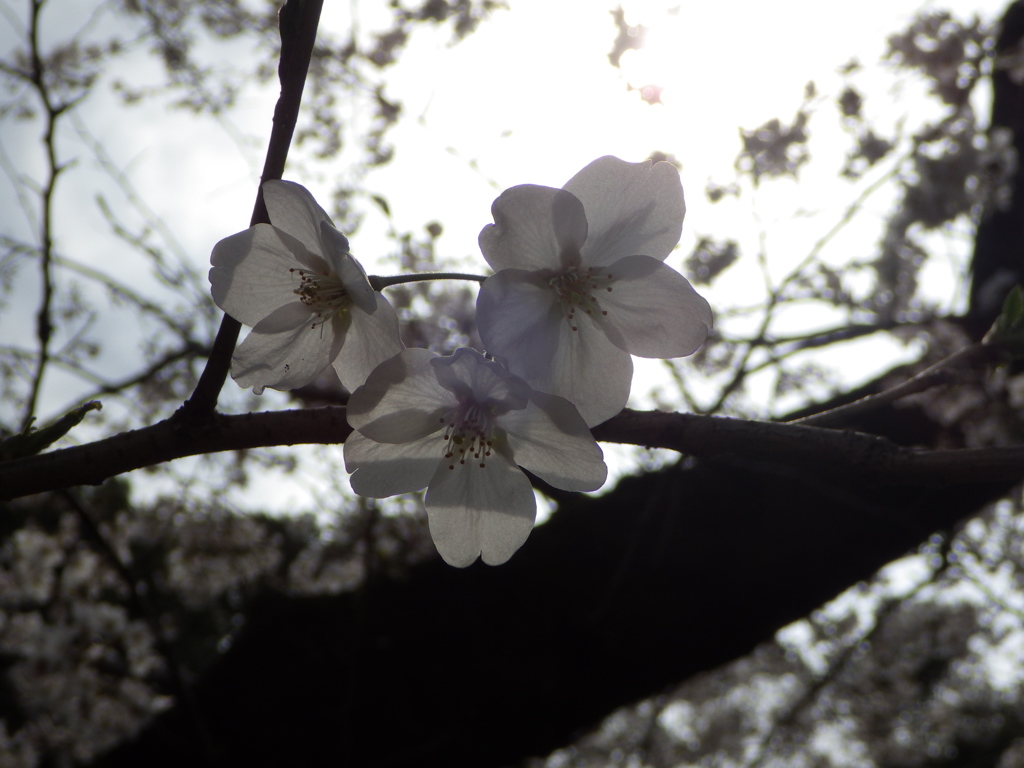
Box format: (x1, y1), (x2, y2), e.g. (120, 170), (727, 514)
(1002, 285), (1023, 327)
(983, 286), (1024, 358)
(370, 194), (391, 217)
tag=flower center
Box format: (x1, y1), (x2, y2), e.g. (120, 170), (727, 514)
(548, 266), (614, 332)
(290, 267), (351, 328)
(438, 398), (496, 470)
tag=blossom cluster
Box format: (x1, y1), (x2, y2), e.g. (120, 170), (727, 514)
(210, 158), (712, 566)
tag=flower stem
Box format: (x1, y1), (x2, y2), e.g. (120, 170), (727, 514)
(370, 272), (489, 290)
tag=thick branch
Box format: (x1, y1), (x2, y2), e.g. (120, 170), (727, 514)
(5, 408), (1024, 500)
(0, 407), (351, 500)
(592, 410), (1024, 486)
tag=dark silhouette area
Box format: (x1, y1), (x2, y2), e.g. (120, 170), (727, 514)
(969, 0), (1024, 331)
(95, 453), (1006, 768)
(95, 3), (1024, 766)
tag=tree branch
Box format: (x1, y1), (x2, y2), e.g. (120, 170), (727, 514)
(593, 410), (1024, 486)
(182, 0), (325, 421)
(4, 408), (1024, 501)
(790, 342), (996, 427)
(22, 0), (63, 431)
(0, 407), (349, 500)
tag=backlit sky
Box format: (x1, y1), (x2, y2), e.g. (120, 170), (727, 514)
(0, 0), (1014, 503)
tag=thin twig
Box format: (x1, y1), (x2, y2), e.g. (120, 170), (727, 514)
(22, 0), (61, 431)
(72, 111), (213, 315)
(50, 250), (192, 333)
(790, 342), (994, 427)
(58, 341), (210, 411)
(703, 152), (910, 415)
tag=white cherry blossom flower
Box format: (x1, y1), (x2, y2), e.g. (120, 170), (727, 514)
(344, 347), (607, 567)
(476, 156), (713, 427)
(210, 180), (403, 393)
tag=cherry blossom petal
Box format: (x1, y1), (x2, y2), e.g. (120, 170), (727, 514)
(345, 430), (439, 497)
(231, 302), (336, 391)
(345, 346), (607, 566)
(333, 293), (405, 392)
(261, 180), (333, 256)
(424, 450), (536, 567)
(478, 185), (566, 272)
(210, 225), (320, 326)
(537, 317), (634, 428)
(476, 270), (563, 381)
(212, 180), (404, 394)
(245, 300), (312, 334)
(597, 255), (713, 358)
(321, 222), (377, 314)
(503, 393), (607, 491)
(346, 348), (453, 442)
(564, 156), (685, 267)
(430, 348), (531, 412)
(552, 189), (588, 268)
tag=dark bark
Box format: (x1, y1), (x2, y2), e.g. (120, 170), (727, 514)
(94, 456), (1006, 768)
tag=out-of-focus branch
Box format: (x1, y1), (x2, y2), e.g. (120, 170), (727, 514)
(182, 0), (325, 421)
(49, 249), (194, 334)
(22, 0), (64, 431)
(66, 340), (210, 406)
(4, 408), (1024, 501)
(702, 151), (909, 414)
(72, 113), (211, 311)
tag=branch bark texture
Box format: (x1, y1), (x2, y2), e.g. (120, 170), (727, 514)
(5, 407), (1024, 500)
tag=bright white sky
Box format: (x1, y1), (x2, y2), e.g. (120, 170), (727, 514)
(0, 0), (1014, 504)
(250, 0), (1005, 415)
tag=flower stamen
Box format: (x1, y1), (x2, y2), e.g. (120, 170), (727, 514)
(548, 267), (615, 331)
(439, 398), (497, 470)
(290, 267), (352, 330)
